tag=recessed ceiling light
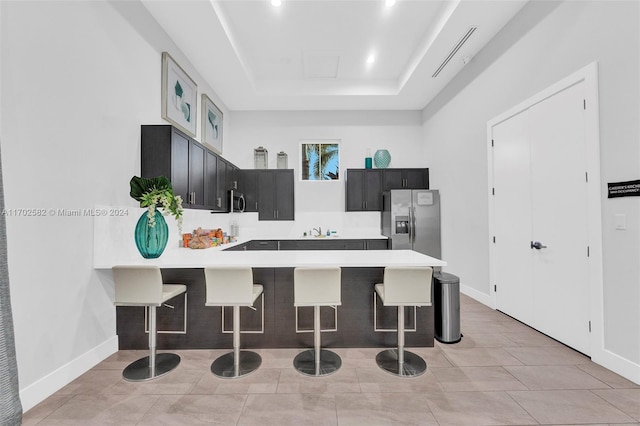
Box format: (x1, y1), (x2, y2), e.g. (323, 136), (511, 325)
(385, 0), (396, 7)
(271, 0), (282, 7)
(367, 54), (376, 64)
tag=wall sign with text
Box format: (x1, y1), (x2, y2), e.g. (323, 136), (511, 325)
(608, 179), (640, 198)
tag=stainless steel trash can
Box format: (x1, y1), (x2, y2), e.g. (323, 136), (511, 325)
(433, 271), (461, 343)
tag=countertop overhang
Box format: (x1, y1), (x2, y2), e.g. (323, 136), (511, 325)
(95, 248), (446, 269)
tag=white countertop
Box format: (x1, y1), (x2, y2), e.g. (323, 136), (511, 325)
(94, 247), (445, 269)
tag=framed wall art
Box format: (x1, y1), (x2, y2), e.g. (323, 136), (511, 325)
(201, 94), (223, 154)
(161, 52), (197, 137)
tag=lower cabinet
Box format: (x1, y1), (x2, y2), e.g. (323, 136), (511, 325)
(278, 239), (388, 250)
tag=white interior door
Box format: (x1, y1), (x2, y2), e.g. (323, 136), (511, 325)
(528, 82), (589, 354)
(493, 81), (590, 355)
(492, 111), (535, 326)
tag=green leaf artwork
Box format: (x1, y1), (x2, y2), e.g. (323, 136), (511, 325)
(174, 80), (183, 98)
(208, 111), (218, 138)
(182, 102), (191, 122)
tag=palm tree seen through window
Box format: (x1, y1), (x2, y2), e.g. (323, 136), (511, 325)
(301, 142), (339, 180)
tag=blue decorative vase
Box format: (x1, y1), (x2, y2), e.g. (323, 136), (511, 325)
(374, 149), (391, 168)
(134, 207), (169, 259)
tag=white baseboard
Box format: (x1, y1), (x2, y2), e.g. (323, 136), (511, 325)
(20, 336), (119, 413)
(591, 346), (640, 385)
(460, 283), (493, 308)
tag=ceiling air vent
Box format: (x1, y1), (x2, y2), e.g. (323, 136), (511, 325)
(432, 26), (477, 78)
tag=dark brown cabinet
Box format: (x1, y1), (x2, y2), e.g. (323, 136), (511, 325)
(382, 168), (429, 190)
(345, 169), (382, 211)
(257, 170), (295, 220)
(204, 150), (218, 209)
(141, 125), (241, 212)
(238, 170), (259, 212)
(141, 125), (206, 209)
(346, 168), (429, 211)
(278, 239), (389, 250)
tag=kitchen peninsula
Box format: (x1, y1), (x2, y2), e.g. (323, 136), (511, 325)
(95, 234), (446, 351)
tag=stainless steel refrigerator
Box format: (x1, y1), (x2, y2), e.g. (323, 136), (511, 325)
(381, 189), (441, 258)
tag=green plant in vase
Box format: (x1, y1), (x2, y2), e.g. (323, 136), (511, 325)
(129, 176), (183, 258)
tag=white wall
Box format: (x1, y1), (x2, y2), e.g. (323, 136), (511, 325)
(225, 110), (424, 235)
(422, 0), (639, 376)
(0, 0), (228, 410)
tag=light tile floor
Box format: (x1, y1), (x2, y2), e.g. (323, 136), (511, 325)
(23, 294), (640, 425)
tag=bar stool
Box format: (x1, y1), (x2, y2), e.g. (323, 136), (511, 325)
(374, 266), (433, 377)
(112, 265), (187, 381)
(204, 266), (263, 378)
(293, 267), (342, 376)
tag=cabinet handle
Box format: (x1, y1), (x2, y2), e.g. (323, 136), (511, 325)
(273, 210), (276, 219)
(217, 197), (221, 208)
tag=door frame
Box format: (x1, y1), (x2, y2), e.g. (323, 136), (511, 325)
(487, 62), (603, 357)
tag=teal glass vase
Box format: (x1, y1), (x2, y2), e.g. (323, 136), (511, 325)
(374, 149), (391, 168)
(134, 207), (169, 259)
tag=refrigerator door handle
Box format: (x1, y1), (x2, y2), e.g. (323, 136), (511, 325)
(411, 206), (417, 244)
(408, 206), (414, 243)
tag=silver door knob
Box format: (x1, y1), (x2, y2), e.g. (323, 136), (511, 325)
(531, 241), (547, 250)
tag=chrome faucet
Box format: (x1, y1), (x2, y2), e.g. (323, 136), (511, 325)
(312, 227), (322, 236)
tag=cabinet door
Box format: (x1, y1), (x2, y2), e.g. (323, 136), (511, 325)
(274, 170), (294, 220)
(364, 170), (382, 211)
(204, 150), (219, 209)
(345, 170), (365, 211)
(382, 169), (404, 190)
(404, 168), (429, 189)
(248, 240), (278, 250)
(239, 170), (259, 212)
(169, 131), (190, 204)
(365, 239), (389, 250)
(345, 240), (366, 250)
(216, 157), (228, 211)
(188, 141), (205, 208)
(257, 171), (276, 220)
(227, 164), (239, 191)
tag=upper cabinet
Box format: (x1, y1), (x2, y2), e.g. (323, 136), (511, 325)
(239, 169), (295, 220)
(345, 169), (383, 211)
(141, 125), (237, 212)
(345, 168), (429, 212)
(238, 169), (259, 212)
(257, 170), (295, 220)
(382, 168), (430, 190)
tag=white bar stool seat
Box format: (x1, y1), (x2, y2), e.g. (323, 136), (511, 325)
(113, 265), (187, 382)
(204, 266), (263, 378)
(374, 266), (433, 377)
(293, 267), (342, 376)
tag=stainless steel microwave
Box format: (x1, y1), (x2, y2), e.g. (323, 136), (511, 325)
(229, 189), (245, 213)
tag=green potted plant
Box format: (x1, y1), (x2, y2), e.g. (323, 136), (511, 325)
(129, 176), (183, 258)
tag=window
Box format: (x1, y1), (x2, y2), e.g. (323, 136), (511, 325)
(301, 141), (340, 181)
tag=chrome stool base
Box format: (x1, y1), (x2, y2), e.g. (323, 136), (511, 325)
(122, 353), (181, 382)
(211, 350), (262, 378)
(375, 349), (426, 377)
(293, 349), (342, 377)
